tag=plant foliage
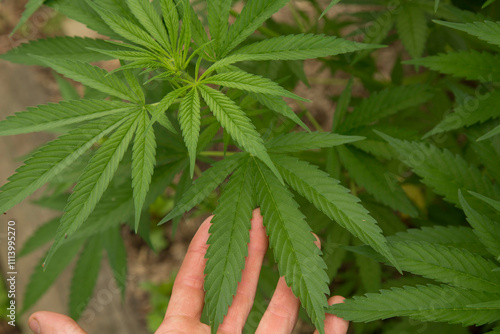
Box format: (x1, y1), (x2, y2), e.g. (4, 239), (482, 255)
(3, 0), (500, 333)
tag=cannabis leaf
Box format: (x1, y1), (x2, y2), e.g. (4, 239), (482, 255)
(266, 132), (364, 153)
(69, 237), (102, 319)
(424, 91), (500, 138)
(436, 20), (500, 47)
(0, 36), (118, 65)
(131, 110), (157, 231)
(406, 51), (500, 82)
(198, 85), (282, 182)
(272, 155), (400, 271)
(328, 285), (500, 326)
(11, 0), (45, 35)
(204, 159), (255, 332)
(0, 115), (127, 215)
(126, 0), (171, 52)
(220, 0), (290, 57)
(0, 100), (134, 136)
(44, 112), (140, 268)
(23, 238), (86, 313)
(337, 146), (418, 217)
(254, 158), (330, 334)
(338, 84), (432, 132)
(377, 132), (499, 207)
(179, 87), (201, 177)
(160, 153), (246, 223)
(459, 191), (500, 260)
(396, 3), (428, 58)
(35, 57), (137, 102)
(207, 0), (231, 55)
(213, 34), (377, 70)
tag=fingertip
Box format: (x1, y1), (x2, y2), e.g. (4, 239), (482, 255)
(312, 232), (321, 249)
(324, 295), (349, 334)
(328, 295), (345, 305)
(29, 311), (87, 334)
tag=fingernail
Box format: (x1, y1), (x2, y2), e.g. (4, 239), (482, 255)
(29, 318), (40, 334)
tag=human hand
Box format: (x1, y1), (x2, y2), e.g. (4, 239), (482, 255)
(29, 209), (348, 334)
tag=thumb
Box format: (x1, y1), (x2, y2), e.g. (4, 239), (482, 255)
(29, 311), (87, 334)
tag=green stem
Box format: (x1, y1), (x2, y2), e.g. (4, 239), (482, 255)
(297, 100), (323, 132)
(199, 151), (237, 157)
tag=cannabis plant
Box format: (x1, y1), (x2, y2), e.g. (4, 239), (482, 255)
(2, 0), (500, 333)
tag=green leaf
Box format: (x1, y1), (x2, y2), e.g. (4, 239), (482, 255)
(396, 3), (427, 58)
(254, 158), (329, 334)
(328, 284), (500, 326)
(160, 0), (179, 51)
(204, 160), (255, 333)
(159, 153), (246, 224)
(377, 132), (499, 207)
(0, 115), (127, 215)
(482, 0), (497, 8)
(469, 133), (500, 181)
(54, 74), (80, 100)
(87, 0), (163, 52)
(405, 51), (500, 82)
(179, 87), (201, 177)
(19, 218), (60, 257)
(478, 123), (500, 141)
(207, 0), (231, 56)
(266, 132), (364, 153)
(331, 77), (353, 133)
(352, 13), (394, 64)
(434, 0), (440, 11)
(355, 252), (381, 292)
(126, 0), (171, 52)
(103, 226), (128, 299)
(424, 91), (500, 138)
(389, 225), (490, 257)
(69, 236), (102, 319)
(251, 93), (308, 131)
(221, 0), (290, 57)
(175, 0), (210, 51)
(339, 84), (432, 132)
(44, 112), (139, 269)
(214, 34), (377, 69)
(319, 0), (341, 20)
(0, 37), (119, 65)
(470, 191), (500, 212)
(88, 47), (157, 62)
(75, 160), (186, 240)
(0, 99), (134, 136)
(435, 20), (500, 47)
(459, 191), (500, 260)
(198, 85), (281, 183)
(337, 146), (418, 217)
(132, 110), (157, 232)
(22, 238), (86, 313)
(34, 57), (137, 102)
(202, 71), (308, 101)
(178, 0), (192, 60)
(387, 241), (500, 293)
(272, 155), (400, 271)
(11, 0), (45, 36)
(148, 87), (188, 132)
(47, 0), (123, 40)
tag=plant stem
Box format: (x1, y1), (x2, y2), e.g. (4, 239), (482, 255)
(199, 151), (237, 157)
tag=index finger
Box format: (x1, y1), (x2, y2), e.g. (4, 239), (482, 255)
(163, 215), (213, 320)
